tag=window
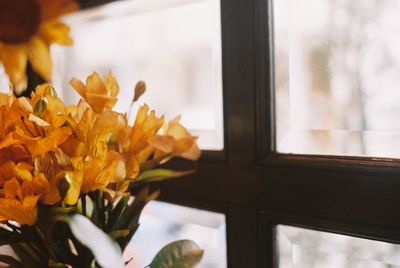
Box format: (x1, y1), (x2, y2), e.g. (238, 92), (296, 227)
(126, 201), (226, 268)
(277, 225), (400, 267)
(274, 0), (400, 158)
(53, 0), (223, 150)
(53, 0), (400, 267)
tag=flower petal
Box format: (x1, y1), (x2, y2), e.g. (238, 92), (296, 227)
(69, 77), (87, 100)
(0, 44), (28, 93)
(27, 37), (52, 81)
(38, 0), (78, 20)
(38, 19), (73, 45)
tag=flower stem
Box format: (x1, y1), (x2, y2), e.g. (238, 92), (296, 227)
(82, 195), (87, 217)
(34, 225), (58, 262)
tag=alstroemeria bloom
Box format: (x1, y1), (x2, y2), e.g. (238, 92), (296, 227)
(61, 107), (127, 203)
(70, 72), (119, 114)
(114, 104), (164, 178)
(0, 177), (39, 225)
(149, 116), (201, 161)
(62, 153), (126, 205)
(3, 94), (73, 157)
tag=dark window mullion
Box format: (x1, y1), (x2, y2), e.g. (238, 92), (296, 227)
(221, 0), (258, 167)
(255, 0), (276, 163)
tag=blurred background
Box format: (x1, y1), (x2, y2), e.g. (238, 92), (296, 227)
(278, 225), (400, 268)
(275, 0), (400, 158)
(51, 0), (224, 151)
(124, 201), (226, 268)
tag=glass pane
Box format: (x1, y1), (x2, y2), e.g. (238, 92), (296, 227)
(278, 225), (400, 268)
(0, 66), (9, 91)
(125, 201), (227, 268)
(274, 0), (400, 157)
(52, 0), (223, 150)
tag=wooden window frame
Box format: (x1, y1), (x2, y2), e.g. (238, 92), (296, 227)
(75, 0), (400, 267)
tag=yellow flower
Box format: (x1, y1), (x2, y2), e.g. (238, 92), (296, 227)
(31, 83), (67, 128)
(114, 104), (164, 178)
(15, 119), (72, 157)
(0, 145), (31, 165)
(0, 160), (33, 182)
(149, 116), (201, 161)
(0, 105), (24, 150)
(62, 152), (126, 204)
(0, 0), (78, 94)
(0, 177), (39, 225)
(87, 111), (127, 158)
(70, 72), (120, 114)
(0, 91), (74, 157)
(129, 104), (164, 155)
(59, 107), (127, 203)
(80, 153), (126, 194)
(0, 72), (201, 225)
(32, 152), (69, 205)
(63, 106), (126, 158)
(22, 173), (61, 205)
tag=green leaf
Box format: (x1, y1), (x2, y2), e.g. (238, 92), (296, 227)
(10, 243), (41, 266)
(0, 254), (23, 268)
(113, 188), (158, 250)
(113, 188), (154, 231)
(108, 196), (129, 230)
(109, 229), (130, 239)
(140, 153), (172, 171)
(48, 259), (68, 268)
(67, 214), (124, 268)
(0, 229), (24, 246)
(47, 207), (76, 214)
(135, 169), (194, 184)
(150, 240), (204, 268)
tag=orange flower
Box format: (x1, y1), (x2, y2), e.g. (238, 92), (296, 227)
(0, 72), (201, 225)
(80, 153), (126, 194)
(59, 108), (127, 203)
(70, 72), (120, 114)
(0, 160), (33, 182)
(22, 173), (61, 205)
(149, 116), (201, 161)
(3, 89), (74, 157)
(14, 118), (72, 157)
(128, 104), (164, 155)
(32, 152), (70, 205)
(113, 104), (164, 178)
(0, 177), (39, 225)
(62, 153), (126, 204)
(31, 83), (67, 128)
(0, 0), (78, 94)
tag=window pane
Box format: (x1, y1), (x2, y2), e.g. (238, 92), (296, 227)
(0, 66), (9, 91)
(278, 225), (400, 268)
(52, 0), (223, 150)
(274, 0), (400, 157)
(125, 201), (227, 268)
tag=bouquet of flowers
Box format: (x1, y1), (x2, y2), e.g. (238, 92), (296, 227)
(0, 1), (204, 267)
(0, 72), (203, 267)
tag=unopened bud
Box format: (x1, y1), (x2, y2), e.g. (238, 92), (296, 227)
(133, 81), (146, 102)
(34, 97), (48, 117)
